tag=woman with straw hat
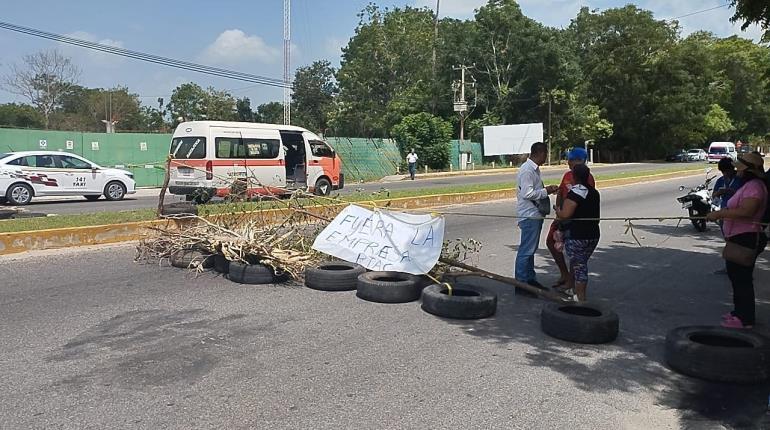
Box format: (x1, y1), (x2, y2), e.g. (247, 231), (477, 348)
(707, 152), (768, 329)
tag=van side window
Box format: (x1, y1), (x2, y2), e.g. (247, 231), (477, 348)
(215, 138), (280, 159)
(309, 140), (334, 158)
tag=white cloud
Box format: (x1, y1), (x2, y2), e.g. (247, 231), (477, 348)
(413, 0), (486, 18)
(61, 31), (126, 67)
(200, 29), (280, 65)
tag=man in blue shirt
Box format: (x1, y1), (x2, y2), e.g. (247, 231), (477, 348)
(713, 158), (742, 209)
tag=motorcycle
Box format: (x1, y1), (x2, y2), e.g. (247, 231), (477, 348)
(677, 169), (718, 232)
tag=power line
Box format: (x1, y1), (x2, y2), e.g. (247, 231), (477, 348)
(670, 3), (730, 20)
(0, 20), (292, 89)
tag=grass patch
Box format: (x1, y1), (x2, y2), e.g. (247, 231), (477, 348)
(0, 166), (704, 234)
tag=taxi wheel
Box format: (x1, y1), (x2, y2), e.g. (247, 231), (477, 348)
(104, 181), (127, 201)
(7, 183), (33, 206)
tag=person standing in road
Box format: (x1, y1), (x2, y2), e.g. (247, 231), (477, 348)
(546, 147), (595, 290)
(515, 141), (559, 288)
(406, 149), (419, 180)
(555, 163), (601, 302)
(706, 152), (768, 329)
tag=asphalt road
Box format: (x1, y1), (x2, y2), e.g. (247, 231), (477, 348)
(2, 162), (703, 215)
(2, 176), (768, 429)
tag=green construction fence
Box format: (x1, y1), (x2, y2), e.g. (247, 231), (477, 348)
(0, 128), (482, 186)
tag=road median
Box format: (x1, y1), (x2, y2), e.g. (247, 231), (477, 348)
(0, 169), (703, 256)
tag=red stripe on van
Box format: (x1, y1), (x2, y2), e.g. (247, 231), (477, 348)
(171, 159), (282, 167)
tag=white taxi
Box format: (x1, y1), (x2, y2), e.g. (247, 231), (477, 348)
(0, 151), (136, 205)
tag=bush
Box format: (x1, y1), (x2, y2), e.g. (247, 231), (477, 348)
(391, 112), (452, 170)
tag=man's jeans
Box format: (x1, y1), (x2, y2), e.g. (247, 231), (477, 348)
(408, 162), (416, 180)
(515, 218), (544, 283)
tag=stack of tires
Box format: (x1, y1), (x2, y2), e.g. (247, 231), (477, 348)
(168, 248), (288, 285)
(303, 264), (498, 320)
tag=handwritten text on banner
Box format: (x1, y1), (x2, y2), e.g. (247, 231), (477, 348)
(312, 205), (445, 275)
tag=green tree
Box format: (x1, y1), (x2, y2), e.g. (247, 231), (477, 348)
(236, 97), (254, 122)
(391, 112), (452, 169)
(292, 60), (337, 133)
(167, 83), (237, 124)
(335, 5), (436, 136)
(167, 83), (207, 123)
(730, 0), (770, 40)
(703, 104), (735, 140)
(203, 87), (237, 121)
(255, 102), (284, 124)
(569, 5), (679, 158)
(0, 103), (44, 128)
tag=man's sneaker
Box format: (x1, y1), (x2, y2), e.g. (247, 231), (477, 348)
(722, 311), (735, 320)
(721, 315), (753, 329)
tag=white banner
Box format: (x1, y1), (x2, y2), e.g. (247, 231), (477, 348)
(312, 205), (445, 275)
(483, 123), (544, 155)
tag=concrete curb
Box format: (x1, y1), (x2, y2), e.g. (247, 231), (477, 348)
(0, 170), (703, 256)
(380, 162), (633, 182)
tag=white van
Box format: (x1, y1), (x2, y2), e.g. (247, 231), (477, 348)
(707, 142), (737, 163)
(167, 121), (344, 201)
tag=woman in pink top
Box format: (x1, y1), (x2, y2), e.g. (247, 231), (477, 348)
(707, 152), (768, 329)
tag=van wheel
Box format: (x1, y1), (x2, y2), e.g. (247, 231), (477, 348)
(104, 181), (126, 201)
(7, 183), (33, 205)
(314, 178), (332, 196)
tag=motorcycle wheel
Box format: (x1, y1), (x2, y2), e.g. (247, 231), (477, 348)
(691, 219), (707, 232)
(688, 209), (708, 232)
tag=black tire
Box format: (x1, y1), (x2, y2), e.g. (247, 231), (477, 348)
(541, 302), (619, 344)
(214, 254), (230, 274)
(161, 202), (199, 216)
(689, 208), (707, 232)
(228, 261), (277, 285)
(665, 326), (770, 384)
(421, 280), (497, 320)
(170, 248), (214, 269)
(356, 271), (421, 303)
(314, 177), (332, 196)
(6, 183), (33, 206)
(305, 261), (366, 291)
(84, 195), (100, 201)
(104, 181), (127, 201)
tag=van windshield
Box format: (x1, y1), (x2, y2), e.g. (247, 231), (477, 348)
(170, 137), (206, 159)
(710, 147), (727, 154)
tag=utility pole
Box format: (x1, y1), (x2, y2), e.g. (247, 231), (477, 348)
(544, 93), (548, 165)
(452, 65), (476, 169)
(283, 0), (291, 125)
(431, 0), (440, 114)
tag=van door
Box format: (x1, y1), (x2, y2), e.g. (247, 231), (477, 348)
(280, 131), (307, 190)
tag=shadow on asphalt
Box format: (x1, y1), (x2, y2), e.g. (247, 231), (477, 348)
(443, 234), (770, 429)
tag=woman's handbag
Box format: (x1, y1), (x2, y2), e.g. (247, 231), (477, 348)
(722, 236), (759, 267)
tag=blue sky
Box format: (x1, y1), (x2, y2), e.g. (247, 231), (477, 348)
(0, 0), (762, 107)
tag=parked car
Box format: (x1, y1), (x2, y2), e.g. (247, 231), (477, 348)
(0, 151), (136, 205)
(665, 150), (688, 162)
(687, 149), (707, 162)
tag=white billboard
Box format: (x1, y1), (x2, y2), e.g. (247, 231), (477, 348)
(482, 123), (544, 155)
